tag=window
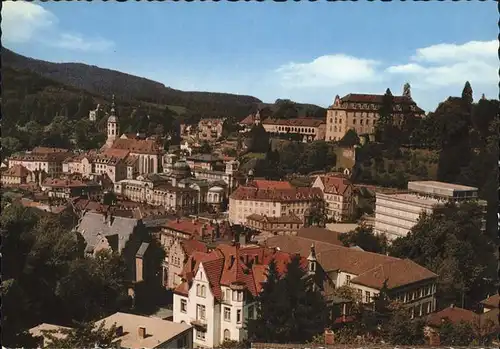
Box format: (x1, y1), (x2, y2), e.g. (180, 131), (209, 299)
(196, 285), (206, 298)
(353, 119), (356, 125)
(357, 289), (362, 300)
(224, 329), (231, 341)
(224, 307), (231, 321)
(196, 330), (206, 341)
(236, 309), (242, 324)
(180, 299), (187, 313)
(345, 275), (351, 285)
(365, 291), (371, 303)
(196, 304), (206, 320)
(248, 305), (255, 319)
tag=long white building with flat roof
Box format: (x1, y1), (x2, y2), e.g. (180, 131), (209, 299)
(374, 181), (486, 240)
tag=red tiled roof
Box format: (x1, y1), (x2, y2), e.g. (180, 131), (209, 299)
(174, 244), (308, 300)
(230, 186), (323, 202)
(239, 114), (256, 126)
(181, 239), (209, 255)
(248, 180), (293, 190)
(102, 148), (130, 159)
(426, 306), (478, 328)
(481, 294), (499, 309)
(163, 219), (215, 238)
(111, 138), (160, 155)
(296, 227), (343, 246)
(262, 118), (325, 127)
(3, 164), (30, 177)
(317, 175), (352, 195)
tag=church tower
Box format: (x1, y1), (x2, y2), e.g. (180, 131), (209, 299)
(105, 95), (120, 148)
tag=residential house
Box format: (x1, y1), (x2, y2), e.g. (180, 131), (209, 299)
(0, 164), (33, 186)
(172, 243), (308, 348)
(228, 184), (323, 225)
(186, 154), (223, 172)
(245, 214), (303, 237)
(325, 86), (425, 141)
(167, 238), (209, 290)
(481, 294), (499, 313)
(312, 174), (355, 222)
(30, 312), (193, 349)
(264, 235), (438, 318)
(197, 118), (226, 142)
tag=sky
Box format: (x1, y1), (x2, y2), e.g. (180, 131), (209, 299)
(2, 1), (498, 112)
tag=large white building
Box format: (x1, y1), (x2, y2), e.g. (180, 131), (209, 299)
(374, 181), (486, 240)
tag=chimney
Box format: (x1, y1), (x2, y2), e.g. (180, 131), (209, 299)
(115, 325), (124, 337)
(138, 326), (146, 339)
(324, 329), (335, 345)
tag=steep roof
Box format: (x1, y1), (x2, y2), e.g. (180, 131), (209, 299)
(3, 164), (30, 177)
(76, 211), (139, 253)
(481, 294), (499, 309)
(317, 175), (352, 195)
(163, 218), (215, 238)
(111, 138), (160, 155)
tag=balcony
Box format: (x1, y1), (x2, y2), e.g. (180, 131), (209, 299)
(190, 319), (207, 331)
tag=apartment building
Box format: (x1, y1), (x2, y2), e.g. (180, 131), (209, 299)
(173, 243), (308, 348)
(374, 180), (486, 240)
(325, 87), (425, 141)
(197, 118), (226, 142)
(312, 174), (355, 222)
(245, 213), (303, 236)
(0, 164), (33, 186)
(265, 235), (438, 319)
(8, 147), (72, 177)
(261, 117), (326, 142)
(228, 183), (323, 225)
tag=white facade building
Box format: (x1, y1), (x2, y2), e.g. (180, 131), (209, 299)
(374, 181), (486, 240)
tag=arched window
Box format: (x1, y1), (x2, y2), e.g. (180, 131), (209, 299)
(201, 285), (206, 297)
(196, 284), (201, 296)
(224, 329), (231, 341)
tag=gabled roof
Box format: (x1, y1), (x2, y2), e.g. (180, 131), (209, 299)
(316, 174), (352, 195)
(481, 294), (499, 309)
(2, 164), (30, 177)
(426, 306), (477, 327)
(296, 227), (343, 246)
(111, 138), (160, 155)
(264, 235), (436, 290)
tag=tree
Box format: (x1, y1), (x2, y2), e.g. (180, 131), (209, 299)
(41, 321), (118, 349)
(374, 88), (398, 145)
(390, 202), (496, 309)
(247, 259), (290, 343)
(246, 123), (270, 153)
(383, 307), (425, 345)
(247, 256), (328, 344)
(339, 225), (388, 254)
(338, 129), (360, 147)
(439, 319), (475, 346)
(279, 255), (329, 343)
(462, 81), (473, 105)
(199, 141), (212, 154)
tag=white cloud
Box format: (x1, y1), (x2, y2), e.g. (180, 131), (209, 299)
(52, 33), (115, 52)
(411, 40), (497, 63)
(276, 54), (381, 88)
(1, 2), (114, 52)
(1, 1), (56, 43)
(387, 40), (497, 88)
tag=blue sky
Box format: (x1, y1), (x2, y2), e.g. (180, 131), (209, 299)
(2, 1), (497, 112)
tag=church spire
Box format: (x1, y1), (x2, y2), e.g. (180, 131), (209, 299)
(111, 94), (116, 114)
